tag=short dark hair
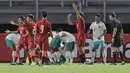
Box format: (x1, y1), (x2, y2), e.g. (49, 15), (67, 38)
(56, 28), (62, 33)
(27, 14), (34, 20)
(80, 12), (84, 16)
(18, 15), (25, 21)
(41, 11), (47, 18)
(96, 13), (101, 17)
(109, 12), (116, 18)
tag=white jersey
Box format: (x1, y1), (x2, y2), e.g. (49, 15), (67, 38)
(90, 21), (106, 42)
(59, 31), (75, 43)
(48, 31), (57, 44)
(6, 33), (20, 45)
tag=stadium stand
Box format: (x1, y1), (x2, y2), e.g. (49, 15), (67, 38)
(0, 0), (130, 24)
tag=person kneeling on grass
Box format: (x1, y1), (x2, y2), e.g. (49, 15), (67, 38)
(49, 31), (62, 65)
(57, 29), (75, 64)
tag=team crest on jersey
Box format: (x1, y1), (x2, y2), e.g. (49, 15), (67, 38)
(98, 26), (101, 28)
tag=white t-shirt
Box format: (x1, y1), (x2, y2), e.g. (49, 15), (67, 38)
(90, 21), (106, 42)
(48, 31), (57, 44)
(6, 33), (20, 45)
(59, 31), (75, 43)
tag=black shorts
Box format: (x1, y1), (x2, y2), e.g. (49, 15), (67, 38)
(112, 35), (121, 47)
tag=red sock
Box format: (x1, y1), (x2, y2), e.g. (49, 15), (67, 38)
(42, 56), (46, 64)
(41, 53), (46, 64)
(15, 53), (19, 57)
(79, 51), (85, 56)
(42, 53), (46, 57)
(14, 53), (19, 62)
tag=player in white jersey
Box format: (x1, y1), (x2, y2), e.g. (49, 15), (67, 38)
(58, 29), (75, 63)
(5, 33), (20, 65)
(88, 14), (107, 64)
(47, 31), (58, 64)
(48, 31), (57, 44)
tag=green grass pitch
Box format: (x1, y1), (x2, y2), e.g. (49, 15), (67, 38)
(0, 63), (130, 73)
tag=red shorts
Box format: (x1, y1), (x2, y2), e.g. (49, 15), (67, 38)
(16, 38), (28, 51)
(28, 41), (36, 50)
(38, 36), (49, 51)
(76, 35), (86, 48)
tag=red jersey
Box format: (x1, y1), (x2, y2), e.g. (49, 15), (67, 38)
(36, 19), (51, 38)
(17, 27), (27, 37)
(72, 17), (85, 36)
(24, 21), (35, 41)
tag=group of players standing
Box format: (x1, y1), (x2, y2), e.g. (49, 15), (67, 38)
(5, 3), (125, 66)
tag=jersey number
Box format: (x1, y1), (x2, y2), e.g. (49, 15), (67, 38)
(32, 27), (36, 34)
(40, 25), (44, 33)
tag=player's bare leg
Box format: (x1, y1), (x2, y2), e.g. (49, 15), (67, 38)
(91, 48), (96, 64)
(65, 51), (70, 63)
(101, 49), (106, 64)
(10, 46), (19, 65)
(78, 47), (86, 64)
(30, 50), (36, 65)
(10, 46), (16, 63)
(65, 51), (74, 64)
(13, 49), (20, 65)
(90, 44), (99, 64)
(70, 51), (74, 63)
(25, 49), (32, 65)
(39, 50), (47, 66)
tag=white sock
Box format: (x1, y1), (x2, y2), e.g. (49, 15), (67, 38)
(65, 51), (70, 63)
(52, 53), (56, 63)
(47, 51), (54, 63)
(54, 51), (61, 63)
(31, 59), (35, 63)
(12, 51), (16, 63)
(57, 51), (61, 62)
(70, 52), (74, 63)
(68, 51), (71, 63)
(16, 57), (20, 63)
(102, 51), (106, 63)
(91, 51), (95, 63)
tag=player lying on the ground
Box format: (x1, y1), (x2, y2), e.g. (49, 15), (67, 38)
(5, 33), (21, 65)
(87, 14), (107, 64)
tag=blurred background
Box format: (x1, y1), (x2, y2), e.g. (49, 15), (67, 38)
(0, 0), (130, 33)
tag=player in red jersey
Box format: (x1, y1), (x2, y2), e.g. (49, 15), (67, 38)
(35, 11), (53, 66)
(7, 16), (28, 65)
(16, 26), (28, 51)
(25, 14), (37, 65)
(10, 14), (37, 65)
(68, 3), (86, 63)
